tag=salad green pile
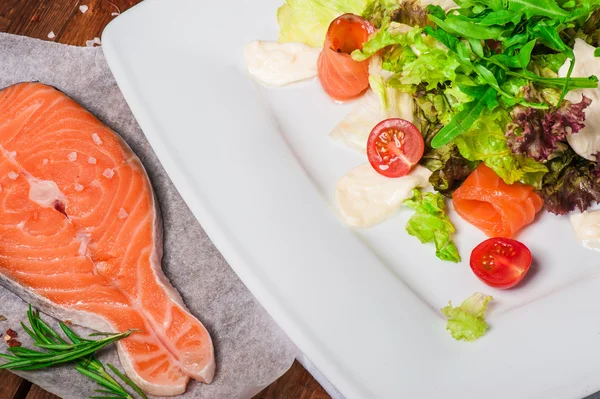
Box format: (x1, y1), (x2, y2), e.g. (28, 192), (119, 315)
(349, 0), (599, 197)
(273, 0), (599, 342)
(278, 0), (600, 263)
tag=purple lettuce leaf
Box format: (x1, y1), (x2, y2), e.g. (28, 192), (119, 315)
(506, 95), (592, 162)
(538, 149), (600, 215)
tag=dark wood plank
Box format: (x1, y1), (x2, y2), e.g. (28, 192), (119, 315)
(24, 385), (58, 399)
(58, 0), (139, 45)
(1, 2), (330, 398)
(254, 361), (331, 399)
(0, 0), (21, 32)
(0, 369), (31, 399)
(3, 0), (79, 42)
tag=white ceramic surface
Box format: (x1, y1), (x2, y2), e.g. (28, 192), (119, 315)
(102, 1), (600, 398)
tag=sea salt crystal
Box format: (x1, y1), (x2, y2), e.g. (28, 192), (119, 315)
(67, 152), (77, 162)
(42, 158), (49, 165)
(74, 183), (84, 192)
(118, 208), (128, 219)
(103, 168), (114, 179)
(87, 156), (97, 164)
(48, 31), (55, 39)
(86, 37), (102, 47)
(79, 5), (88, 13)
(8, 172), (18, 180)
(92, 133), (103, 145)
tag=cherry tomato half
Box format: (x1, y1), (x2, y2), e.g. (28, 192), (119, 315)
(470, 237), (532, 289)
(366, 118), (425, 178)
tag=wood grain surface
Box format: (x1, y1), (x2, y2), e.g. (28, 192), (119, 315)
(0, 1), (331, 398)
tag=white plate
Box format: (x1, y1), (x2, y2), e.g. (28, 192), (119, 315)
(102, 1), (600, 398)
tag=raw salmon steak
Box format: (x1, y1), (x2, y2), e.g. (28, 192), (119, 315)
(0, 82), (215, 396)
(452, 164), (543, 238)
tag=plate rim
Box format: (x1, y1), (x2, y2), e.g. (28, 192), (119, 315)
(101, 2), (600, 398)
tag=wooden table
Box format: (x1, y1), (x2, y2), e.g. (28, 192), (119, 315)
(0, 1), (330, 398)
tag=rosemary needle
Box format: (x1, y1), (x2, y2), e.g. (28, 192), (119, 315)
(1, 306), (147, 399)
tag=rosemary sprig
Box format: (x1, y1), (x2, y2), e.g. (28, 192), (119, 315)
(0, 306), (147, 399)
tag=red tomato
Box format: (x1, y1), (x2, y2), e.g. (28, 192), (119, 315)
(366, 118), (425, 178)
(470, 238), (532, 289)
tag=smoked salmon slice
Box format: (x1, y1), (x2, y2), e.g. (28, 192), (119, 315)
(318, 14), (374, 101)
(452, 164), (543, 238)
(0, 82), (214, 396)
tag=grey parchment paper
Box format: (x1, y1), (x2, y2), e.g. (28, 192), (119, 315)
(0, 32), (299, 398)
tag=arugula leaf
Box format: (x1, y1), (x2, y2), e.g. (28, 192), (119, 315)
(473, 64), (509, 97)
(403, 189), (461, 262)
(595, 47), (600, 57)
(423, 25), (460, 51)
(503, 68), (597, 90)
(558, 57), (575, 106)
(426, 4), (447, 20)
(468, 39), (484, 58)
(519, 39), (536, 68)
(502, 32), (530, 48)
(533, 21), (573, 55)
(505, 0), (569, 19)
(479, 10), (522, 25)
(456, 42), (473, 65)
(490, 53), (522, 68)
(430, 15), (504, 39)
(431, 87), (496, 148)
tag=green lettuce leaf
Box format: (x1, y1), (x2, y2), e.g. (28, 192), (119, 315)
(421, 143), (480, 196)
(403, 189), (460, 262)
(352, 22), (420, 62)
(353, 23), (470, 93)
(363, 0), (432, 29)
(362, 0), (400, 27)
(453, 109), (548, 187)
(277, 0), (370, 47)
(441, 293), (494, 342)
(393, 45), (464, 90)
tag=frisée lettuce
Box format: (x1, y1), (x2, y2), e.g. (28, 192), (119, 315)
(442, 293), (493, 342)
(404, 189), (460, 262)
